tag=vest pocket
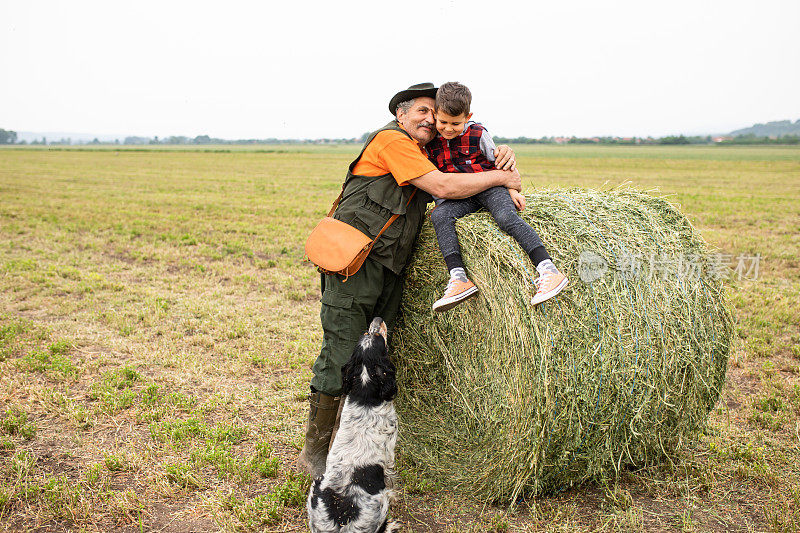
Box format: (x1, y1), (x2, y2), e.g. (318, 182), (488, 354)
(366, 180), (407, 215)
(458, 147), (479, 159)
(353, 209), (403, 240)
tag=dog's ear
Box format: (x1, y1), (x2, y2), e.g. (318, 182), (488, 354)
(379, 363), (397, 401)
(340, 360), (354, 396)
(341, 338), (368, 396)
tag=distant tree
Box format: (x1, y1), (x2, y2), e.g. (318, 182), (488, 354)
(659, 135), (689, 145)
(727, 133), (800, 145)
(91, 138), (100, 144)
(0, 129), (18, 144)
(193, 135), (212, 144)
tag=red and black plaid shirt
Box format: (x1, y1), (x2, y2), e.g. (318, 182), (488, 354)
(426, 123), (495, 173)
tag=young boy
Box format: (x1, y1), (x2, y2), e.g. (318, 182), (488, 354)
(427, 81), (568, 312)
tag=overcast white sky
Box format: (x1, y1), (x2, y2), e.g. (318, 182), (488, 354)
(2, 0), (798, 139)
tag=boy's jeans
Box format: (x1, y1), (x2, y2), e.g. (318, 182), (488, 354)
(430, 185), (545, 262)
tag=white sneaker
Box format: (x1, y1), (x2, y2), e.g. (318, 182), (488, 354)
(532, 270), (568, 305)
(432, 277), (479, 312)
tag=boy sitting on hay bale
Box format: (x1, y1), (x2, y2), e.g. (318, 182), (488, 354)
(427, 82), (568, 312)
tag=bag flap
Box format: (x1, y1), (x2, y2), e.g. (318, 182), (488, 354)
(305, 217), (372, 272)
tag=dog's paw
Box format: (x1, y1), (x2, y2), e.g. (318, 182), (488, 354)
(385, 520), (402, 533)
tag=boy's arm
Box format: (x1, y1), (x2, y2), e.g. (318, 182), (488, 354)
(478, 128), (515, 170)
(411, 167), (521, 199)
(479, 129), (497, 164)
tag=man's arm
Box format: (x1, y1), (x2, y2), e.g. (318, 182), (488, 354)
(411, 168), (521, 199)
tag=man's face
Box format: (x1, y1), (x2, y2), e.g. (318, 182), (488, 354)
(396, 97), (436, 145)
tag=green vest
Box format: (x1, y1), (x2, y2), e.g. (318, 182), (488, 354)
(333, 121), (432, 275)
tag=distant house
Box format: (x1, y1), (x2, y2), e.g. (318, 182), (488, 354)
(712, 136), (733, 143)
(554, 137), (569, 144)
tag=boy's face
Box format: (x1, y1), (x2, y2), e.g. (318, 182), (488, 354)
(435, 111), (473, 140)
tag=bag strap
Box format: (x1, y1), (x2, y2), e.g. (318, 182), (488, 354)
(371, 188), (417, 242)
(326, 187), (345, 217)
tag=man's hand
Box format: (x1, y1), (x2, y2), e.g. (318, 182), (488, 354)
(505, 167), (522, 192)
(509, 189), (526, 211)
(494, 145), (516, 170)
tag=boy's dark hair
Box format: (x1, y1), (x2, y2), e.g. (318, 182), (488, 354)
(435, 81), (472, 116)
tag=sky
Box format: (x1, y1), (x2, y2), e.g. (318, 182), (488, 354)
(2, 0), (799, 140)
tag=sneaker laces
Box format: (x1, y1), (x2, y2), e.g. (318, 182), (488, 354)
(445, 276), (460, 293)
(534, 270), (554, 289)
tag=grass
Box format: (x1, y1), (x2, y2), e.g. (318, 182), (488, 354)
(1, 408), (36, 440)
(0, 144), (798, 530)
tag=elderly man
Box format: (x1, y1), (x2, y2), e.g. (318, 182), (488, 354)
(299, 83), (520, 476)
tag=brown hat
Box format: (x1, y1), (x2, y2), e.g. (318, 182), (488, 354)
(388, 83), (438, 116)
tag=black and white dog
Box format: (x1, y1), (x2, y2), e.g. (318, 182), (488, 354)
(307, 317), (399, 533)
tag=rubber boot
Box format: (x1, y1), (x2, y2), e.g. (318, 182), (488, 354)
(297, 390), (340, 478)
(328, 396), (346, 452)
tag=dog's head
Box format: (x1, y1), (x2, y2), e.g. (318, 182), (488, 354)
(340, 317), (397, 406)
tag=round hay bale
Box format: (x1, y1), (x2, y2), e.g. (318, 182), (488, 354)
(393, 188), (732, 502)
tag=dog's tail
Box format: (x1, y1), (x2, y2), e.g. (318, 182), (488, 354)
(376, 519), (401, 533)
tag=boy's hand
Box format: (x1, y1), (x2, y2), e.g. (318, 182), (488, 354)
(509, 189), (526, 211)
(494, 145), (516, 170)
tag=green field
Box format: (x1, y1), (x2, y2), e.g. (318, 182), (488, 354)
(1, 145), (799, 531)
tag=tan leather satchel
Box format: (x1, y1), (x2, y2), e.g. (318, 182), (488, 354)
(305, 187), (416, 280)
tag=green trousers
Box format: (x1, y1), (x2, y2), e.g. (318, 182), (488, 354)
(311, 257), (404, 396)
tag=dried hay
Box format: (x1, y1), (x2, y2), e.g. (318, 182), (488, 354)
(393, 188), (732, 502)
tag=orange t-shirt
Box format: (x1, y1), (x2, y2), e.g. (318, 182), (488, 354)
(352, 129), (436, 186)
